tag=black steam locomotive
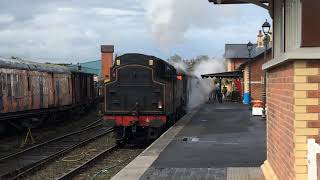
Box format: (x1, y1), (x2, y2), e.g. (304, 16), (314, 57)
(103, 53), (192, 143)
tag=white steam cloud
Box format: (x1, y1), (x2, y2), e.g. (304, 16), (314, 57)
(170, 59), (225, 110)
(140, 0), (240, 46)
(188, 59), (224, 109)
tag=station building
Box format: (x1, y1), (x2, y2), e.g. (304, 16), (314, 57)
(225, 44), (252, 71)
(209, 0), (320, 179)
(239, 46), (272, 102)
(225, 42), (272, 103)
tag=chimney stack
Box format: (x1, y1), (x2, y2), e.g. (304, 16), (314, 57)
(257, 30), (264, 48)
(101, 45), (114, 81)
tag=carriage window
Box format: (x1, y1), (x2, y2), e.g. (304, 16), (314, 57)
(7, 74), (12, 97)
(12, 74), (18, 97)
(0, 74), (3, 95)
(68, 77), (71, 94)
(87, 77), (91, 97)
(1, 74), (6, 94)
(19, 74), (24, 96)
(27, 75), (31, 91)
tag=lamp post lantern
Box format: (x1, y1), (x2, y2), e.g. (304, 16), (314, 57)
(247, 41), (253, 105)
(262, 19), (271, 119)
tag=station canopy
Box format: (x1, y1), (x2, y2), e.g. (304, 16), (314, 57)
(208, 0), (269, 10)
(201, 70), (243, 79)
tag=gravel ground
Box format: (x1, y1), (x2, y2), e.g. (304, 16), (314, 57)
(0, 105), (102, 159)
(74, 145), (145, 180)
(25, 131), (116, 180)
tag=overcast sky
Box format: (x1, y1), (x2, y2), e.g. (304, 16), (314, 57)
(0, 0), (271, 63)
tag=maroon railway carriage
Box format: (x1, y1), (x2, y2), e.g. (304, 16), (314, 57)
(103, 53), (191, 143)
(0, 57), (96, 133)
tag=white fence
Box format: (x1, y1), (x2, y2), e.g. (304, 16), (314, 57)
(308, 139), (320, 180)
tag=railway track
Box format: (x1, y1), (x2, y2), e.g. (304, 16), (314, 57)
(56, 145), (118, 180)
(0, 119), (113, 180)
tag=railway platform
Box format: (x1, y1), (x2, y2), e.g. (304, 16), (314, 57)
(112, 102), (266, 180)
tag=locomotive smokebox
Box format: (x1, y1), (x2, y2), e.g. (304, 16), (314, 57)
(101, 45), (114, 82)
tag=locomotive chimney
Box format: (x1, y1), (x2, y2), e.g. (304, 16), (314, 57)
(101, 45), (114, 82)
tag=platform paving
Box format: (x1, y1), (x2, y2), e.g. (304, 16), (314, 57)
(112, 102), (266, 180)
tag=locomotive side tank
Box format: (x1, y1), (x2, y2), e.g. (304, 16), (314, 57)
(103, 53), (189, 143)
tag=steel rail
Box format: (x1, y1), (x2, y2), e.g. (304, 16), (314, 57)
(56, 145), (118, 180)
(7, 128), (114, 180)
(0, 119), (102, 161)
(0, 122), (113, 180)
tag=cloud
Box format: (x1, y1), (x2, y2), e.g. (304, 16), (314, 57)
(141, 0), (266, 49)
(0, 0), (145, 62)
(0, 0), (271, 63)
(140, 0), (244, 47)
(0, 14), (15, 24)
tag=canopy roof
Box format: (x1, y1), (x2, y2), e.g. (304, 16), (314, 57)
(208, 0), (269, 10)
(201, 70), (243, 79)
(225, 44), (266, 59)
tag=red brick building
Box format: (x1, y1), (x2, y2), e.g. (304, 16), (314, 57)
(226, 43), (271, 102)
(239, 48), (272, 101)
(209, 0), (320, 179)
(225, 44), (250, 71)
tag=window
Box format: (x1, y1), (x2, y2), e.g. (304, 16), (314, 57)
(12, 74), (18, 97)
(1, 74), (6, 95)
(0, 73), (2, 96)
(281, 0), (286, 52)
(27, 75), (31, 91)
(7, 74), (12, 97)
(68, 77), (71, 94)
(87, 76), (91, 97)
(301, 0), (320, 47)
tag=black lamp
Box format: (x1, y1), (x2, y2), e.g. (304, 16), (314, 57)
(247, 41), (253, 106)
(247, 41), (254, 52)
(261, 19), (271, 119)
(262, 19), (271, 36)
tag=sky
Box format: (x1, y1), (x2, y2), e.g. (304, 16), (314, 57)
(0, 0), (271, 63)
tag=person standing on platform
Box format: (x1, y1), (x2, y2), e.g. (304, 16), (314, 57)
(222, 85), (227, 100)
(215, 83), (222, 103)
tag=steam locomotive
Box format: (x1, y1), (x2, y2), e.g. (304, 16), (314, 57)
(103, 53), (193, 143)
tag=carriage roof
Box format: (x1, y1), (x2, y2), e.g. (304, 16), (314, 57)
(0, 57), (70, 74)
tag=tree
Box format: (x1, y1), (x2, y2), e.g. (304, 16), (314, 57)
(168, 54), (182, 63)
(195, 55), (209, 62)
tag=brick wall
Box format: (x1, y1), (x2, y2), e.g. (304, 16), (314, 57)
(243, 52), (271, 101)
(266, 61), (295, 180)
(228, 59), (245, 71)
(294, 60), (320, 180)
(251, 83), (262, 101)
(263, 60), (320, 180)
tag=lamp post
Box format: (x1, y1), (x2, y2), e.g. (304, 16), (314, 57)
(247, 41), (254, 105)
(261, 19), (271, 119)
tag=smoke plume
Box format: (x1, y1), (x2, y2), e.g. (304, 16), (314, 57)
(170, 58), (225, 110)
(187, 59), (224, 109)
(140, 0), (239, 47)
